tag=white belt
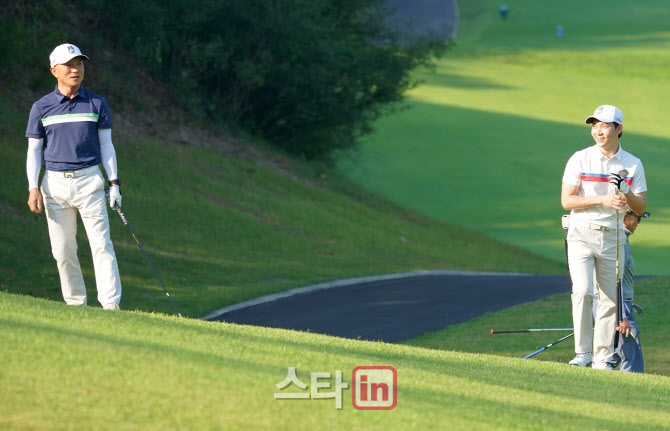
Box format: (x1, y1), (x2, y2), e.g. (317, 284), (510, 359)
(572, 219), (617, 231)
(47, 165), (99, 178)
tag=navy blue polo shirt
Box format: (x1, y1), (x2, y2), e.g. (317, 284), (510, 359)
(26, 86), (112, 171)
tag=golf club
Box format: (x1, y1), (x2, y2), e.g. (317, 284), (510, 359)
(491, 328), (573, 334)
(107, 189), (183, 318)
(614, 169), (628, 327)
(522, 333), (574, 359)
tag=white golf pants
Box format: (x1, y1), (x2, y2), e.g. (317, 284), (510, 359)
(567, 223), (624, 364)
(41, 167), (122, 307)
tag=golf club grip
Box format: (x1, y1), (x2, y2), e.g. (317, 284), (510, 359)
(522, 333), (574, 360)
(522, 348), (545, 359)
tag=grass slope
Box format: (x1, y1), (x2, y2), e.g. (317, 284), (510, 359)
(406, 275), (670, 375)
(337, 0), (670, 275)
(0, 87), (562, 318)
(3, 292), (670, 431)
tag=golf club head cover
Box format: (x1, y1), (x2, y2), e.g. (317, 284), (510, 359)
(109, 184), (122, 208)
(609, 173), (629, 193)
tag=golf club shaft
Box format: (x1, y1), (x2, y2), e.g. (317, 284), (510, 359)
(114, 205), (183, 318)
(615, 188), (623, 325)
(614, 169), (627, 326)
(522, 333), (574, 359)
(491, 328), (573, 334)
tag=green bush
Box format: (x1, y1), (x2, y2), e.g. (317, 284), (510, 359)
(0, 1), (65, 88)
(5, 0), (448, 159)
(77, 0), (448, 159)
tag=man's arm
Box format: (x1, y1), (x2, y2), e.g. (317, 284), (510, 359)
(99, 128), (122, 208)
(99, 129), (117, 181)
(561, 183), (626, 210)
(26, 138), (43, 214)
(624, 191), (646, 217)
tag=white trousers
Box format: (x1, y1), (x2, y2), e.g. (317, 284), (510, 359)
(41, 168), (122, 307)
(567, 223), (624, 364)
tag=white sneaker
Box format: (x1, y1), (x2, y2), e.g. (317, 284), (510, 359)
(592, 361), (615, 371)
(569, 353), (593, 367)
(103, 303), (120, 310)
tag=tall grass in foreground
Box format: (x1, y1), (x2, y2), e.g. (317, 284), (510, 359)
(2, 292), (670, 431)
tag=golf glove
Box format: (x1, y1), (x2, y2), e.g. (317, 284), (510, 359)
(109, 185), (122, 208)
(609, 173), (630, 194)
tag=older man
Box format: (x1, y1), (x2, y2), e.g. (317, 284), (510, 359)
(26, 43), (123, 309)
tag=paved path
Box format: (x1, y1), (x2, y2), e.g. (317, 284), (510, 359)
(204, 272), (571, 342)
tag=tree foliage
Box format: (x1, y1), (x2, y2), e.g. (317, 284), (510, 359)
(5, 0), (449, 159)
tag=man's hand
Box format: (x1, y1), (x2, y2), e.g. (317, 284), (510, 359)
(109, 185), (122, 208)
(617, 318), (631, 337)
(602, 192), (627, 210)
(609, 173), (630, 194)
(27, 188), (43, 214)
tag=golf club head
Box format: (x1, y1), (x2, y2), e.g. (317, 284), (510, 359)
(632, 303), (644, 315)
(612, 169), (629, 196)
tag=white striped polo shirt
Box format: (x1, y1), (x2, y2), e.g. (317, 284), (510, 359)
(562, 144), (647, 229)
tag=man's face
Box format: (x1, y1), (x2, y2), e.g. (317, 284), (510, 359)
(623, 214), (641, 233)
(50, 57), (85, 89)
(590, 120), (621, 148)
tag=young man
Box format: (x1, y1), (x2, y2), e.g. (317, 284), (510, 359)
(612, 210), (649, 372)
(26, 43), (123, 309)
(561, 105), (647, 370)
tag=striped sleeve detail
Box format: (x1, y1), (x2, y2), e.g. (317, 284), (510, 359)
(580, 173), (632, 185)
(41, 113), (100, 127)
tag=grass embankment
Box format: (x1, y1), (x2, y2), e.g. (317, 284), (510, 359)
(338, 0), (670, 275)
(406, 276), (670, 375)
(0, 86), (562, 318)
(2, 292), (670, 431)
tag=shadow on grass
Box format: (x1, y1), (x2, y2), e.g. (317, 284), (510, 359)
(341, 102), (670, 276)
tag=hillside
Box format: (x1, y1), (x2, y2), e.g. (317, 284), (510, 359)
(0, 71), (563, 318)
(338, 0), (670, 275)
(2, 292), (670, 431)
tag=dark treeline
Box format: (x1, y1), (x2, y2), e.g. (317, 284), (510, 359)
(2, 0), (448, 159)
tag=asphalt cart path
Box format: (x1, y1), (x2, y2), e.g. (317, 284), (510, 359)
(203, 272), (572, 342)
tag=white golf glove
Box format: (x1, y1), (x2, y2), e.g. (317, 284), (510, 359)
(109, 185), (122, 208)
(609, 173), (629, 194)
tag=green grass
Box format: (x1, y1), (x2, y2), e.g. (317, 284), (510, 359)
(0, 89), (562, 318)
(337, 0), (670, 275)
(3, 3), (670, 429)
(3, 291), (670, 431)
(406, 275), (670, 376)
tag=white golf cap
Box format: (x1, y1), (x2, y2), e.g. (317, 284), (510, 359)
(49, 44), (89, 67)
(585, 105), (623, 125)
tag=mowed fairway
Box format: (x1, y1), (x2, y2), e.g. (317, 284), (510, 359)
(338, 0), (670, 275)
(3, 292), (670, 431)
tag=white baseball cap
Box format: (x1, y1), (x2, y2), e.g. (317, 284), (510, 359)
(49, 44), (89, 67)
(585, 105), (624, 125)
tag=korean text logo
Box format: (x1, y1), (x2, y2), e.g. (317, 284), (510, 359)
(274, 366), (397, 410)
